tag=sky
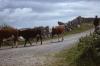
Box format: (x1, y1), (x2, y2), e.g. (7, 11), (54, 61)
(0, 0), (100, 29)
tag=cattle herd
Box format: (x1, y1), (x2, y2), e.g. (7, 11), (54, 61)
(0, 23), (66, 48)
(0, 16), (91, 48)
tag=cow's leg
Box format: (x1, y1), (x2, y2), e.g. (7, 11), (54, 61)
(24, 39), (27, 47)
(28, 39), (32, 46)
(61, 33), (64, 41)
(58, 34), (60, 42)
(0, 40), (3, 48)
(40, 36), (42, 45)
(12, 40), (15, 48)
(16, 41), (18, 48)
(14, 40), (18, 48)
(51, 33), (54, 42)
(36, 37), (39, 44)
(13, 36), (18, 48)
(62, 36), (64, 41)
(46, 33), (49, 38)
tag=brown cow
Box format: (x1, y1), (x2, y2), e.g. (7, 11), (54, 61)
(0, 28), (19, 48)
(51, 25), (65, 42)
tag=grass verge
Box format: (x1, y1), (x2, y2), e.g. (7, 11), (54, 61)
(51, 33), (100, 66)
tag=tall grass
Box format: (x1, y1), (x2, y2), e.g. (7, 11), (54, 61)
(53, 34), (100, 66)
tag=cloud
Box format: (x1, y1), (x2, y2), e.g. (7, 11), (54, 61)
(0, 0), (100, 28)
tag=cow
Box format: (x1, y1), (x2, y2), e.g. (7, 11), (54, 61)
(40, 26), (50, 39)
(58, 21), (72, 32)
(0, 27), (19, 48)
(18, 27), (43, 47)
(51, 25), (65, 42)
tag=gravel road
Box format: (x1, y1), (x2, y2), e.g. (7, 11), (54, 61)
(0, 29), (93, 66)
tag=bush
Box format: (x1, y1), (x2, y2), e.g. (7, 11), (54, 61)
(70, 34), (100, 66)
(55, 34), (100, 66)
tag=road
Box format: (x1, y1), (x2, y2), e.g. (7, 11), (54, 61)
(0, 29), (93, 66)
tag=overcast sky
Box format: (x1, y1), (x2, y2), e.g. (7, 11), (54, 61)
(0, 0), (100, 28)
